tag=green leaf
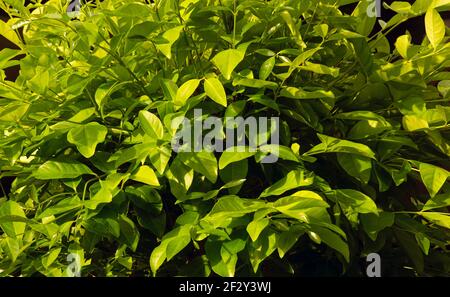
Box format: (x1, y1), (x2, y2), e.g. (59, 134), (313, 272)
(139, 110), (164, 139)
(232, 77), (278, 89)
(178, 151), (218, 183)
(419, 162), (449, 198)
(246, 218), (270, 242)
(150, 225), (192, 275)
(423, 192), (450, 211)
(204, 77), (227, 107)
(337, 153), (372, 184)
(0, 201), (26, 239)
(67, 122), (108, 158)
(42, 248), (62, 269)
(402, 115), (429, 131)
(415, 233), (430, 255)
(280, 11), (306, 48)
(130, 165), (160, 186)
(0, 102), (29, 122)
(310, 225), (349, 262)
(299, 62), (339, 77)
(258, 144), (300, 162)
(248, 93), (280, 112)
(84, 217), (120, 238)
(336, 111), (391, 126)
(259, 56), (275, 80)
(260, 170), (314, 198)
(160, 79), (178, 102)
(425, 8), (445, 48)
(0, 19), (21, 48)
(166, 158), (194, 199)
(149, 146), (171, 174)
(211, 49), (245, 80)
(273, 191), (330, 222)
(155, 26), (184, 59)
(38, 196), (82, 219)
(280, 87), (335, 100)
(327, 189), (378, 215)
(219, 146), (256, 169)
(305, 134), (376, 159)
(219, 159), (248, 194)
(437, 80), (450, 97)
(420, 212), (450, 229)
(205, 238), (238, 277)
(361, 212), (394, 241)
(203, 196), (265, 228)
(175, 79), (200, 106)
(395, 35), (411, 59)
(95, 82), (115, 109)
(248, 229), (277, 272)
(277, 229), (303, 258)
(149, 244), (166, 276)
(119, 215), (140, 252)
(34, 161), (94, 180)
(314, 24), (329, 38)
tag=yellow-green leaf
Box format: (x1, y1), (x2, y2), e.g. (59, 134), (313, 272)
(130, 165), (160, 186)
(139, 110), (164, 139)
(204, 77), (227, 107)
(175, 79), (200, 106)
(211, 49), (245, 80)
(425, 8), (445, 48)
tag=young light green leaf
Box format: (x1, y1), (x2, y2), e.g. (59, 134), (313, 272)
(139, 110), (164, 139)
(204, 77), (227, 107)
(420, 212), (450, 229)
(211, 49), (245, 80)
(149, 146), (171, 175)
(0, 19), (22, 48)
(155, 26), (184, 59)
(175, 79), (200, 106)
(130, 165), (160, 186)
(395, 35), (411, 59)
(419, 162), (449, 198)
(425, 8), (445, 48)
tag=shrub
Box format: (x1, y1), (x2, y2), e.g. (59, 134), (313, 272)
(1, 0), (450, 277)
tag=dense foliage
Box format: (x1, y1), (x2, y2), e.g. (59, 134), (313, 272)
(1, 0), (450, 277)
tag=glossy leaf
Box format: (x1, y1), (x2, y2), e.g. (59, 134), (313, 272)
(204, 77), (227, 107)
